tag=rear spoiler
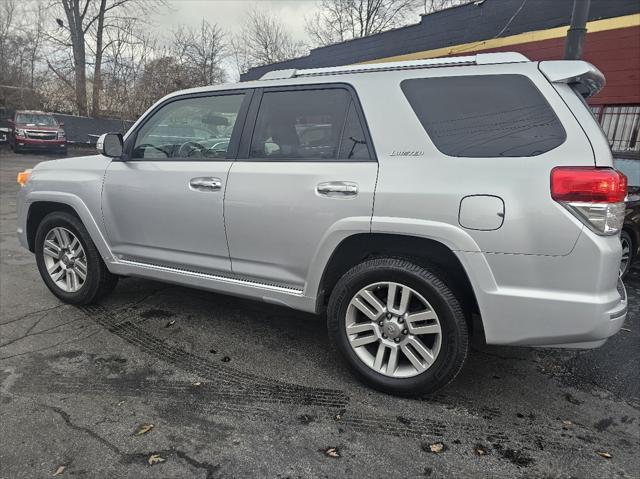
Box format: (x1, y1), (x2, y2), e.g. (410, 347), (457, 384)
(538, 60), (605, 98)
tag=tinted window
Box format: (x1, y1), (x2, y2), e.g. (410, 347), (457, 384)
(338, 101), (371, 160)
(250, 89), (350, 160)
(401, 75), (566, 157)
(133, 94), (244, 159)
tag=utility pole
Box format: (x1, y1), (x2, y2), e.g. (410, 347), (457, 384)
(564, 0), (591, 60)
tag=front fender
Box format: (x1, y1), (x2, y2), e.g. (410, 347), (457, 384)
(24, 191), (114, 262)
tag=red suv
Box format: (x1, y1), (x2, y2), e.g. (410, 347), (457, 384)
(8, 111), (67, 154)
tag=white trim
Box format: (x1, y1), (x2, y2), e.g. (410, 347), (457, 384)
(117, 258), (305, 296)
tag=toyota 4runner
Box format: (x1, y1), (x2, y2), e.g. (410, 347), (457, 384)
(16, 53), (628, 395)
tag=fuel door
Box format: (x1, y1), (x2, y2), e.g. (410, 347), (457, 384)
(458, 195), (505, 231)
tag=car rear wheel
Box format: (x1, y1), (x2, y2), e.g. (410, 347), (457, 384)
(35, 211), (118, 304)
(620, 230), (634, 279)
(327, 258), (468, 396)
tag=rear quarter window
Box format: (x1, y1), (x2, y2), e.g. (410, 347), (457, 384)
(401, 74), (566, 157)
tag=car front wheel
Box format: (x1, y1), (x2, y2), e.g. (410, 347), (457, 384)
(327, 258), (469, 396)
(35, 211), (118, 304)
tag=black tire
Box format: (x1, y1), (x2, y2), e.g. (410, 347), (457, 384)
(620, 229), (634, 279)
(327, 258), (468, 396)
(35, 211), (118, 304)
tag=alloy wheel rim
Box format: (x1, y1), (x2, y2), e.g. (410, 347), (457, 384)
(345, 281), (442, 378)
(620, 236), (631, 276)
(42, 227), (87, 293)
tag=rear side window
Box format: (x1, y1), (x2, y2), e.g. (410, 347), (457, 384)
(339, 101), (370, 160)
(249, 88), (372, 161)
(401, 75), (566, 157)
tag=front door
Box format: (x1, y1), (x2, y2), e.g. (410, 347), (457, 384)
(102, 91), (250, 275)
(224, 86), (378, 289)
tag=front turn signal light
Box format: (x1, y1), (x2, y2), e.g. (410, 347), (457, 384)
(17, 169), (32, 186)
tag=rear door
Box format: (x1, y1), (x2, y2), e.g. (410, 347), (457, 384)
(224, 85), (378, 289)
(102, 91), (250, 274)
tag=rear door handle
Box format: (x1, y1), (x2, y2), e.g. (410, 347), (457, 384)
(189, 177), (222, 192)
(317, 181), (359, 197)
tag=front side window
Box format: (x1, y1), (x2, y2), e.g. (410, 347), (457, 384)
(250, 88), (360, 160)
(132, 94), (245, 159)
(401, 75), (566, 157)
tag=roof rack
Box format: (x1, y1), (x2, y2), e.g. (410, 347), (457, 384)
(259, 52), (529, 80)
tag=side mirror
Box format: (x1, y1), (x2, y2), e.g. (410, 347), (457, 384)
(97, 132), (123, 158)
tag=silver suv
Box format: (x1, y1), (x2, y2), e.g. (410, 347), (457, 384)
(16, 53), (628, 395)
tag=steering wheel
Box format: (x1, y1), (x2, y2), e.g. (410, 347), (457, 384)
(204, 145), (227, 158)
(135, 143), (169, 158)
(178, 141), (207, 158)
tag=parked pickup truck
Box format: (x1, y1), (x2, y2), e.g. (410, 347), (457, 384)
(9, 110), (67, 154)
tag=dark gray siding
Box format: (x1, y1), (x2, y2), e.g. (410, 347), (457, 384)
(53, 114), (133, 144)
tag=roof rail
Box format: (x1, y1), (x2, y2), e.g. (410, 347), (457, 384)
(259, 52), (529, 80)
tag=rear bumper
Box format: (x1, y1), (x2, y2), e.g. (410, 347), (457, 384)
(536, 278), (626, 348)
(459, 228), (626, 349)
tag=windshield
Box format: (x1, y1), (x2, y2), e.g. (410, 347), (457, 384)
(15, 114), (58, 126)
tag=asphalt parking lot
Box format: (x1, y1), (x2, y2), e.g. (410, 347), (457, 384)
(0, 146), (638, 479)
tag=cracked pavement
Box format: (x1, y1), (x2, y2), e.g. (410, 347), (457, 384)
(1, 146), (638, 478)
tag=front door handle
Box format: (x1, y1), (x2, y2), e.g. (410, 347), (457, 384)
(317, 181), (359, 197)
(189, 177), (222, 192)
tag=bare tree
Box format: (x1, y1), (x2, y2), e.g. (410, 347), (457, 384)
(100, 19), (157, 118)
(0, 0), (17, 83)
(230, 6), (305, 76)
(172, 19), (227, 86)
(0, 0), (48, 108)
(423, 0), (468, 14)
(50, 0), (160, 116)
(306, 0), (423, 47)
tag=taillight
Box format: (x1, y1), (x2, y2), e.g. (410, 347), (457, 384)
(551, 167), (627, 236)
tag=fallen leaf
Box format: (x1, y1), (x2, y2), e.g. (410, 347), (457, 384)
(117, 400), (125, 407)
(474, 445), (488, 456)
(562, 420), (573, 430)
(221, 356), (231, 362)
(147, 454), (166, 466)
(134, 423), (154, 436)
(192, 381), (202, 387)
(52, 465), (66, 476)
(324, 447), (340, 458)
(426, 442), (446, 453)
(596, 451), (612, 459)
(165, 320), (176, 328)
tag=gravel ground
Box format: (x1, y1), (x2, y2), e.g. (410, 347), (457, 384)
(1, 146), (638, 479)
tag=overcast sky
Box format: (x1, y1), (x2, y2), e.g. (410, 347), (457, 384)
(154, 1), (321, 42)
(151, 1), (322, 79)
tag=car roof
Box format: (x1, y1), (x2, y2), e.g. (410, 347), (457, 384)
(163, 52), (531, 100)
(15, 110), (50, 115)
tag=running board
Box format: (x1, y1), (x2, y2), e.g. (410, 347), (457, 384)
(116, 258), (305, 296)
